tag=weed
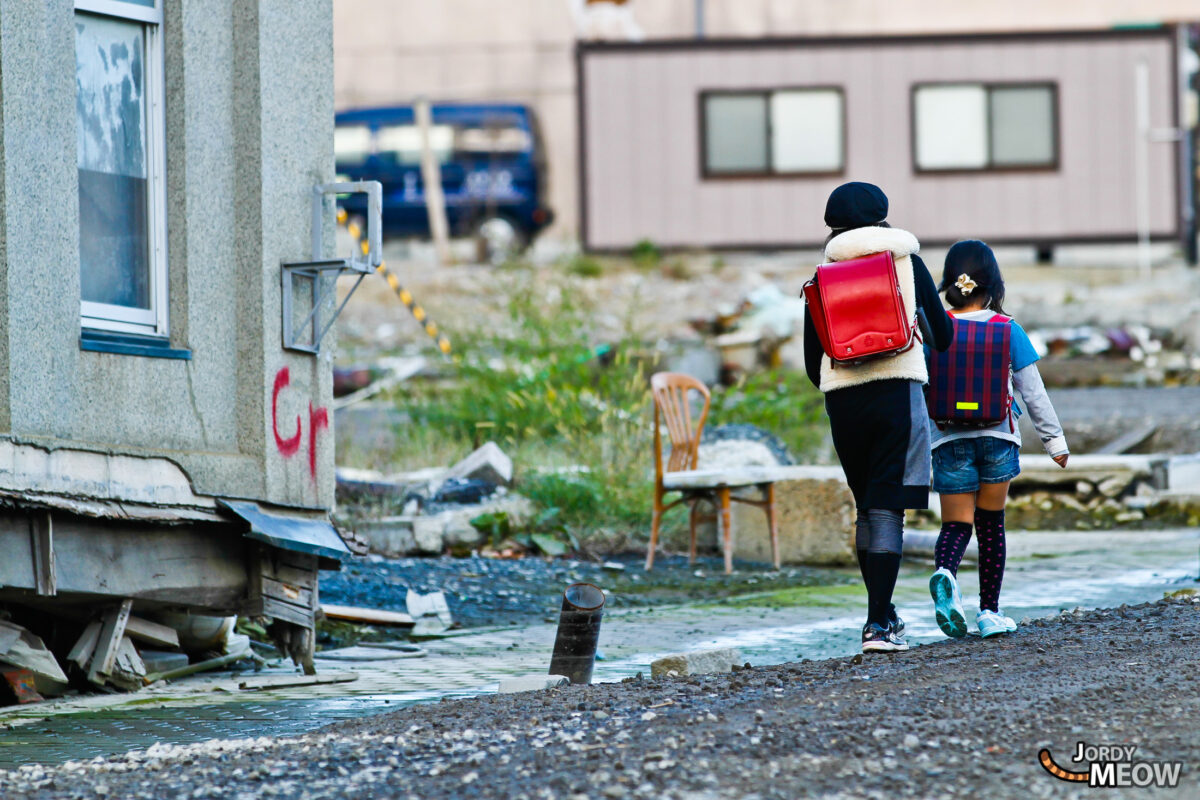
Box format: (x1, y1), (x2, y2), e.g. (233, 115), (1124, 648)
(373, 270), (826, 548)
(565, 254), (604, 278)
(631, 238), (661, 271)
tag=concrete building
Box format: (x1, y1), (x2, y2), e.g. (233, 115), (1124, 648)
(333, 0), (1200, 242)
(0, 0), (348, 676)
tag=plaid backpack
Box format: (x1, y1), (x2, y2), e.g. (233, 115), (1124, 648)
(926, 314), (1013, 430)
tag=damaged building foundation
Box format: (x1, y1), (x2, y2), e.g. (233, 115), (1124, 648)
(0, 0), (351, 702)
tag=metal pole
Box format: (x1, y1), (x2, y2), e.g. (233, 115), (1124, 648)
(548, 583), (605, 684)
(694, 0), (705, 38)
(1135, 61), (1152, 279)
(415, 97), (453, 267)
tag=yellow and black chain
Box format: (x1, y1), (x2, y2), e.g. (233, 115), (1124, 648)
(337, 207), (453, 357)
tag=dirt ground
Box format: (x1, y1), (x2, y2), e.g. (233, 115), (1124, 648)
(3, 596), (1197, 799)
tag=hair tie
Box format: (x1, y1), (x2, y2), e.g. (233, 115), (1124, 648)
(954, 273), (977, 295)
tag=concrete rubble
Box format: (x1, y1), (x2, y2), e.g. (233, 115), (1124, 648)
(337, 442), (562, 558)
(650, 648), (744, 678)
(497, 675), (570, 694)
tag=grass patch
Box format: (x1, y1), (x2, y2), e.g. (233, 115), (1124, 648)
(358, 268), (826, 550)
(700, 581), (862, 610)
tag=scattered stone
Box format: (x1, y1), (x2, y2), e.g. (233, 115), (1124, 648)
(650, 648), (742, 678)
(444, 442), (513, 488)
(497, 675), (570, 694)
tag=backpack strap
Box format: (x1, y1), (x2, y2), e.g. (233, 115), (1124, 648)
(990, 314), (1015, 430)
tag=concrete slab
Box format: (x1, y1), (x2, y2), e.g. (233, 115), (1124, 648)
(731, 467), (856, 566)
(650, 648), (743, 677)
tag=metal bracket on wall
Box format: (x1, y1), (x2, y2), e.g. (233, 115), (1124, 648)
(281, 181), (382, 353)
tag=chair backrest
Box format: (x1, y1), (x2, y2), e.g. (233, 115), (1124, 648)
(650, 372), (711, 482)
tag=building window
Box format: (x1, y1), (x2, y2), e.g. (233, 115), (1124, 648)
(701, 88), (844, 177)
(75, 0), (167, 335)
(913, 83), (1058, 172)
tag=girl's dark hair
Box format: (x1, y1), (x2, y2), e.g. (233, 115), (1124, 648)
(940, 239), (1007, 315)
(824, 220), (889, 248)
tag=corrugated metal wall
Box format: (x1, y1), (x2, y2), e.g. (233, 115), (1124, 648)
(580, 32), (1180, 249)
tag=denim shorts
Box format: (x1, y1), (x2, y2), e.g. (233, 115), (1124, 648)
(931, 436), (1021, 494)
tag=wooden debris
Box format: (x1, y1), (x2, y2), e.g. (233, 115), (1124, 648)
(87, 599), (133, 687)
(67, 620), (103, 670)
(320, 604), (414, 627)
(0, 620), (69, 696)
(107, 637), (147, 692)
(124, 616), (180, 649)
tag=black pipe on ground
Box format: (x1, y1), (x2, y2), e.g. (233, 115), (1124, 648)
(548, 582), (605, 685)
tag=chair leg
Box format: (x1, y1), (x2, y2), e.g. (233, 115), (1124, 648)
(718, 487), (733, 575)
(765, 483), (780, 570)
(688, 500), (700, 566)
(646, 506), (662, 571)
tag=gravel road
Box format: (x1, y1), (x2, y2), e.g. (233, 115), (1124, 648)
(3, 597), (1196, 799)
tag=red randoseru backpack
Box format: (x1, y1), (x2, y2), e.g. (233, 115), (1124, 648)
(802, 251), (919, 367)
(925, 314), (1013, 430)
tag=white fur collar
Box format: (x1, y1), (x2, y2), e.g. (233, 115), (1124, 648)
(824, 226), (920, 262)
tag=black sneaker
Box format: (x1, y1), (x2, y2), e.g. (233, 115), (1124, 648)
(888, 605), (905, 637)
(862, 621), (910, 653)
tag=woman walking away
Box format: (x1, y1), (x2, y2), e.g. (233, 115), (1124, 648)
(925, 240), (1069, 639)
(803, 182), (953, 654)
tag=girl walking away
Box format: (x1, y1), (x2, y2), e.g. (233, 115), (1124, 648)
(803, 182), (953, 653)
(926, 240), (1069, 639)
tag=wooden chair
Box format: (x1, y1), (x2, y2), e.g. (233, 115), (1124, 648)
(648, 372), (782, 574)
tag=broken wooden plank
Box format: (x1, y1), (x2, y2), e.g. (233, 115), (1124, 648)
(237, 671), (359, 691)
(320, 604), (414, 627)
(29, 511), (55, 597)
(107, 637), (147, 692)
(88, 599), (132, 685)
(67, 620), (103, 670)
(124, 616), (180, 649)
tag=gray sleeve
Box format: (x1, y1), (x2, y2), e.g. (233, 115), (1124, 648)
(1013, 364), (1068, 456)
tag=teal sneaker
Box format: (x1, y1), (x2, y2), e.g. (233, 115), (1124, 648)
(977, 609), (1016, 638)
(929, 568), (967, 638)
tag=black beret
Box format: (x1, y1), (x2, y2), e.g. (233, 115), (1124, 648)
(824, 182), (888, 230)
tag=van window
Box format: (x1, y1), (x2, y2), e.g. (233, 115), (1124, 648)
(334, 125), (372, 168)
(455, 125), (531, 154)
(377, 124), (454, 165)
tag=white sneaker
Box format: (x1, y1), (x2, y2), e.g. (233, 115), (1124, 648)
(929, 568), (967, 638)
(977, 609), (1016, 638)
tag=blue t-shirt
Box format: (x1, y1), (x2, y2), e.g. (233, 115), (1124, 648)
(1009, 320), (1039, 372)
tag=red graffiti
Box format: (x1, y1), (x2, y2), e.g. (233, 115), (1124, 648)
(271, 367), (329, 481)
(272, 367), (302, 456)
(308, 402), (329, 481)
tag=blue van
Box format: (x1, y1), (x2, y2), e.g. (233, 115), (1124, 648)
(334, 103), (554, 261)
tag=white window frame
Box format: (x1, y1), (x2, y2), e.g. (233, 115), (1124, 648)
(75, 0), (169, 336)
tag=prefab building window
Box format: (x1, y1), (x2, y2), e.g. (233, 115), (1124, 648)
(702, 88), (844, 177)
(913, 83), (1058, 172)
(75, 0), (167, 335)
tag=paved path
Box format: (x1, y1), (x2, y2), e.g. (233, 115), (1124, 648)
(0, 529), (1196, 769)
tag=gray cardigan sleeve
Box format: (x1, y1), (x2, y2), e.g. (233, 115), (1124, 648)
(1013, 363), (1068, 456)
